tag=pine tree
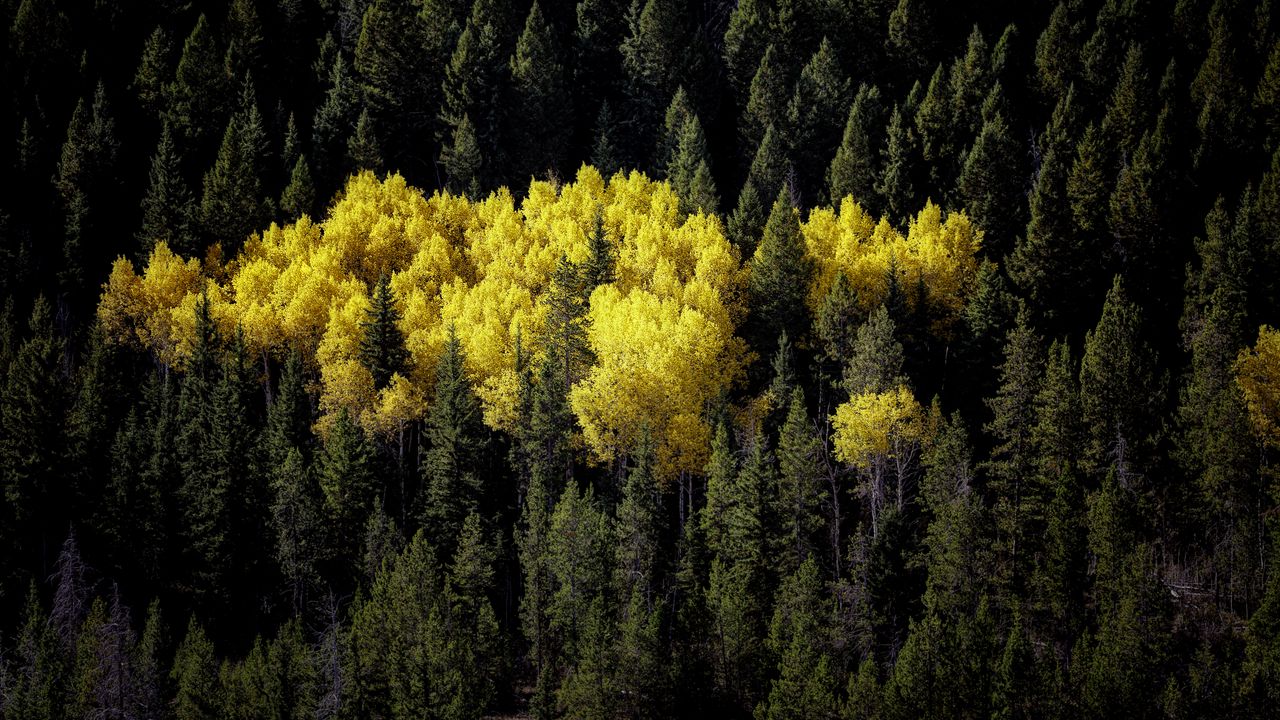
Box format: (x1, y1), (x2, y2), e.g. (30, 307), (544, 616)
(311, 53), (361, 184)
(509, 1), (570, 182)
(749, 188), (813, 358)
(590, 100), (621, 179)
(776, 387), (822, 574)
(786, 38), (852, 205)
(728, 177), (767, 256)
(620, 0), (689, 167)
(758, 557), (837, 720)
(722, 0), (771, 96)
(56, 83), (119, 306)
(279, 154), (316, 220)
(1079, 276), (1161, 484)
(171, 617), (221, 720)
(200, 78), (271, 256)
(355, 0), (434, 169)
(827, 84), (885, 211)
(1034, 1), (1081, 101)
(165, 15), (230, 149)
(134, 26), (173, 119)
(669, 115), (718, 215)
(747, 124), (791, 211)
(440, 0), (508, 192)
(657, 85), (694, 176)
(138, 122), (197, 258)
(877, 104), (917, 224)
(885, 0), (934, 84)
(442, 113), (483, 198)
(959, 100), (1024, 259)
(358, 274), (409, 389)
(984, 310), (1046, 594)
(741, 44), (789, 164)
(1, 297), (69, 566)
(316, 408), (376, 571)
(420, 327), (489, 557)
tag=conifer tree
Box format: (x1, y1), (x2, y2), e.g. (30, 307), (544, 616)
(355, 0), (434, 169)
(984, 311), (1046, 594)
(358, 274), (408, 390)
(200, 78), (271, 256)
(747, 124), (791, 210)
(959, 101), (1024, 258)
(590, 100), (621, 179)
(1079, 276), (1161, 483)
(509, 1), (569, 182)
(279, 154), (316, 220)
(877, 104), (917, 224)
(657, 85), (694, 176)
(138, 123), (197, 258)
(56, 83), (119, 305)
(1, 297), (69, 565)
(669, 115), (718, 215)
(346, 108), (384, 173)
(786, 38), (852, 205)
(134, 26), (172, 119)
(722, 0), (770, 96)
(171, 617), (221, 720)
(741, 44), (789, 163)
(776, 387), (822, 574)
(316, 408), (375, 570)
(827, 84), (885, 210)
(620, 0), (693, 167)
(440, 0), (508, 192)
(443, 113), (483, 198)
(1034, 2), (1080, 101)
(5, 585), (61, 720)
(728, 177), (767, 256)
(885, 0), (933, 84)
(749, 188), (813, 358)
(420, 327), (489, 556)
(165, 15), (230, 149)
(311, 53), (361, 184)
(758, 557), (837, 719)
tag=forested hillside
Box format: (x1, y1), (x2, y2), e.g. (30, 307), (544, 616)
(2, 0), (1280, 718)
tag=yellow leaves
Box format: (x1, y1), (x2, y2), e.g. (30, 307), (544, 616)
(831, 385), (925, 465)
(571, 284), (745, 481)
(804, 197), (983, 336)
(1237, 325), (1280, 447)
(97, 243), (206, 367)
(95, 168), (746, 472)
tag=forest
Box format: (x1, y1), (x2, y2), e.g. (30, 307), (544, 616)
(2, 0), (1280, 718)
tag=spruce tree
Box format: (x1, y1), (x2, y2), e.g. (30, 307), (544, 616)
(138, 123), (197, 259)
(200, 78), (271, 256)
(776, 386), (822, 574)
(827, 84), (885, 211)
(877, 104), (917, 224)
(722, 0), (771, 96)
(56, 83), (119, 306)
(279, 154), (316, 220)
(311, 53), (361, 184)
(590, 100), (622, 178)
(509, 1), (570, 182)
(440, 0), (508, 192)
(748, 188), (813, 358)
(316, 408), (376, 571)
(669, 115), (718, 215)
(741, 44), (789, 163)
(420, 327), (488, 556)
(165, 15), (230, 150)
(959, 101), (1024, 259)
(984, 311), (1046, 594)
(442, 113), (483, 198)
(785, 38), (851, 206)
(727, 177), (767, 256)
(358, 274), (409, 389)
(657, 85), (694, 176)
(758, 557), (837, 720)
(345, 108), (384, 172)
(354, 0), (434, 169)
(134, 26), (173, 119)
(171, 617), (221, 720)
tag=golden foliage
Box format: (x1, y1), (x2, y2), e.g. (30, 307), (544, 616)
(831, 385), (925, 465)
(1237, 325), (1280, 447)
(804, 197), (982, 336)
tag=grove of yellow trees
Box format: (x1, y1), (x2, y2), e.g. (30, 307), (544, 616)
(98, 168), (982, 481)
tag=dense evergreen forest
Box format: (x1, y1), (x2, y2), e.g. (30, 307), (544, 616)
(4, 0), (1280, 717)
